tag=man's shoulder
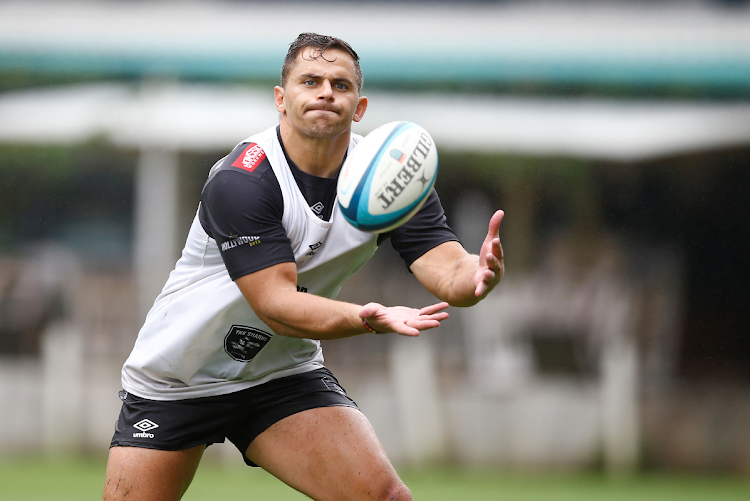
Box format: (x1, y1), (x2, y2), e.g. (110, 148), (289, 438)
(201, 143), (281, 207)
(210, 130), (280, 181)
(222, 141), (274, 178)
(207, 126), (279, 179)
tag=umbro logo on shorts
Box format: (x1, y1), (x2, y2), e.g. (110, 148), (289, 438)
(132, 418), (159, 438)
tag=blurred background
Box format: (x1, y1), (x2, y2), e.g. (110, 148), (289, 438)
(1, 0), (749, 484)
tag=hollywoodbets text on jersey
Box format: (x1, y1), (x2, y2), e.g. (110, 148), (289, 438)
(221, 235), (261, 252)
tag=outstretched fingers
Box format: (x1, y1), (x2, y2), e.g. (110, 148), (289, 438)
(474, 214), (505, 298)
(419, 301), (450, 316)
(407, 302), (450, 332)
(475, 254), (503, 297)
(486, 240), (504, 274)
(495, 234), (505, 259)
(358, 302), (450, 336)
(488, 210), (504, 236)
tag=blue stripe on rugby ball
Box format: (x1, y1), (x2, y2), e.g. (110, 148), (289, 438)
(352, 159), (438, 232)
(352, 175), (436, 232)
(339, 121), (415, 230)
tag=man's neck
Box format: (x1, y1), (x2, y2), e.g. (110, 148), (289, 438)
(277, 119), (350, 179)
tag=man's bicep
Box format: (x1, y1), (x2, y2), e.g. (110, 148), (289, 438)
(200, 168), (295, 280)
(234, 262), (303, 337)
(235, 262), (298, 309)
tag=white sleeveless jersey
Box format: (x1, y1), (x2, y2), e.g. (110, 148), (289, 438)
(121, 126), (378, 400)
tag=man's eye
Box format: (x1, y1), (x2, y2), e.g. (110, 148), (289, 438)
(304, 79), (315, 86)
(336, 83), (348, 90)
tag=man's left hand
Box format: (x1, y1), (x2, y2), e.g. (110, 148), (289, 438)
(473, 210), (505, 299)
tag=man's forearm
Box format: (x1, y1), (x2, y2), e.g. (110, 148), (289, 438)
(260, 292), (370, 340)
(236, 261), (451, 339)
(410, 242), (484, 307)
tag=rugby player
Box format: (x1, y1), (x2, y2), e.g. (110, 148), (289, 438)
(103, 32), (504, 501)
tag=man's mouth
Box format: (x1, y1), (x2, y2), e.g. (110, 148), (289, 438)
(307, 106), (339, 114)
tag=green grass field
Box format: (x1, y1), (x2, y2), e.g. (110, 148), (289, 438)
(1, 457), (748, 500)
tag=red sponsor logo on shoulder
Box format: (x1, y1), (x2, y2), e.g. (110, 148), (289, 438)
(231, 143), (266, 172)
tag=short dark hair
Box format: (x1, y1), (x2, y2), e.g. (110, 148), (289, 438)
(281, 33), (363, 94)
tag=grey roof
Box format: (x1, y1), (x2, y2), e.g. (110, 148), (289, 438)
(1, 1), (750, 86)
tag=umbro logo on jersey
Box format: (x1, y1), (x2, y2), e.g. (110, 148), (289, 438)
(306, 241), (323, 256)
(311, 202), (324, 215)
(132, 419), (159, 438)
(231, 143), (266, 172)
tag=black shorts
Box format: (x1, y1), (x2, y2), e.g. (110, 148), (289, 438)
(110, 367), (357, 466)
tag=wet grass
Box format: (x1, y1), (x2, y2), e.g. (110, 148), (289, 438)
(1, 457), (748, 501)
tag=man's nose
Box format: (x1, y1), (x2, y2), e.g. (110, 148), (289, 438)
(318, 80), (334, 99)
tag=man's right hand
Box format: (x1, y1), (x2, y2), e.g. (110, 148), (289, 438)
(358, 301), (449, 336)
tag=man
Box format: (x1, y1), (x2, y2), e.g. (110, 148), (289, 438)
(104, 33), (504, 501)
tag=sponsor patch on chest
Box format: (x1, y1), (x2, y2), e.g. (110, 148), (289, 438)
(224, 325), (272, 362)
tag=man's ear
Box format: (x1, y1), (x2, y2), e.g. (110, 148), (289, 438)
(353, 95), (368, 123)
(274, 86), (285, 113)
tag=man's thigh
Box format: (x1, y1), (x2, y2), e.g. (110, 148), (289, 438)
(246, 406), (412, 501)
(103, 445), (205, 501)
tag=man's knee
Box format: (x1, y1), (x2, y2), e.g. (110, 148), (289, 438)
(360, 476), (412, 501)
(381, 479), (412, 501)
(103, 446), (204, 501)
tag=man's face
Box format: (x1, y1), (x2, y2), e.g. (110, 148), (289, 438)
(275, 47), (367, 140)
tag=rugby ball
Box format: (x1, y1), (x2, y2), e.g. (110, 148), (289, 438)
(338, 121), (438, 233)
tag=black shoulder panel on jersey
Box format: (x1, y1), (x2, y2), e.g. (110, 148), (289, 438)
(199, 142), (276, 239)
(379, 189), (460, 268)
(217, 141), (275, 180)
(199, 145), (295, 281)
